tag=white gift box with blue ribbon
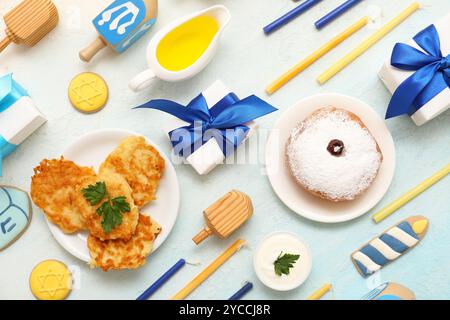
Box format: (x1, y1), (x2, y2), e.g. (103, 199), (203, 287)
(0, 69), (46, 176)
(163, 81), (259, 175)
(135, 80), (277, 175)
(379, 13), (450, 126)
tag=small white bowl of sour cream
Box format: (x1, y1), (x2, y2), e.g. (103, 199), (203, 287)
(253, 231), (312, 291)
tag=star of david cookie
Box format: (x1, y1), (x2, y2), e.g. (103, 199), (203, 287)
(68, 72), (109, 113)
(29, 260), (72, 300)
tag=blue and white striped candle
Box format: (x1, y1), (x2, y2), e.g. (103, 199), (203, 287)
(352, 216), (428, 277)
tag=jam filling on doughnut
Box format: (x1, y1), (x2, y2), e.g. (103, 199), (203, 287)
(327, 139), (345, 156)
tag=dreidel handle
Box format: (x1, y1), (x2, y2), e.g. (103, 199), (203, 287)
(79, 37), (107, 62)
(0, 37), (12, 53)
(193, 226), (213, 245)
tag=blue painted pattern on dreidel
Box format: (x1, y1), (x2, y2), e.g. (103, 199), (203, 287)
(93, 0), (148, 52)
(116, 18), (156, 52)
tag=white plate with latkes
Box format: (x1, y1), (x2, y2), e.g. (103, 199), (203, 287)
(265, 93), (395, 223)
(46, 129), (180, 262)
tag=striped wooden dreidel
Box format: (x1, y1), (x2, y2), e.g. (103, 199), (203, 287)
(0, 0), (59, 53)
(79, 0), (158, 62)
(193, 190), (253, 245)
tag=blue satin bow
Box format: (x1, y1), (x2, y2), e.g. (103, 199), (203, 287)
(0, 73), (28, 176)
(135, 92), (277, 157)
(386, 25), (450, 119)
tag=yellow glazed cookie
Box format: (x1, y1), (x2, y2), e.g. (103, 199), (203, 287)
(68, 72), (108, 113)
(29, 260), (72, 300)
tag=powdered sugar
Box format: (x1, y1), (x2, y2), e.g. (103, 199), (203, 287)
(287, 107), (382, 201)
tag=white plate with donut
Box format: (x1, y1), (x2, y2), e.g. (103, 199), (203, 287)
(266, 93), (395, 223)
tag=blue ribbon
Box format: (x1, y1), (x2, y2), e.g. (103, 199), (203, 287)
(386, 25), (450, 119)
(134, 92), (277, 157)
(0, 73), (28, 175)
(0, 136), (16, 176)
(0, 73), (28, 112)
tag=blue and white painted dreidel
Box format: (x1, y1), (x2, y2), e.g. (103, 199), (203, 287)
(79, 0), (158, 62)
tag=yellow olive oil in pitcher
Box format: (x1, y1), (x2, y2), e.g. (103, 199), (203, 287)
(156, 15), (219, 71)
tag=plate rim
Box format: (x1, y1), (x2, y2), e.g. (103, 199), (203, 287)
(46, 128), (180, 262)
(265, 93), (396, 223)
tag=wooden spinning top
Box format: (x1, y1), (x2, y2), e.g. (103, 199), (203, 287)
(193, 190), (253, 245)
(0, 0), (59, 53)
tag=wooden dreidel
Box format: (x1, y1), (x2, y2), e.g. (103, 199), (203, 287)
(79, 0), (158, 62)
(193, 190), (253, 245)
(0, 0), (59, 53)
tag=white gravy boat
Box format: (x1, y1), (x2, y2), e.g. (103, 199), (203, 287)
(129, 5), (231, 92)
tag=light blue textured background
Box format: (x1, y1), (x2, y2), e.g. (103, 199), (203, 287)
(0, 0), (449, 300)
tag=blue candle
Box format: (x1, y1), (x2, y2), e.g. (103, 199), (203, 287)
(315, 0), (364, 30)
(228, 282), (253, 300)
(264, 0), (323, 35)
(137, 259), (186, 300)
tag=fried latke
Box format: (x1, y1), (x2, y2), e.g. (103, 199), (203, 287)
(75, 172), (139, 241)
(99, 136), (165, 208)
(30, 158), (96, 233)
(87, 214), (161, 271)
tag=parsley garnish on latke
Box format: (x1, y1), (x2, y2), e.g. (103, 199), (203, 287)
(82, 182), (130, 233)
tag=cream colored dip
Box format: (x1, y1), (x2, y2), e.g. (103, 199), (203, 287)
(254, 232), (312, 291)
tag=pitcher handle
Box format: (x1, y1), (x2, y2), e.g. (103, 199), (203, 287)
(129, 69), (156, 92)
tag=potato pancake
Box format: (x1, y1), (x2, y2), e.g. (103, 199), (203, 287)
(87, 214), (161, 271)
(99, 136), (165, 208)
(30, 158), (96, 233)
(75, 171), (139, 241)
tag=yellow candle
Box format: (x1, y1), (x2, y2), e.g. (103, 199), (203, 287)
(372, 163), (450, 223)
(317, 2), (420, 85)
(307, 283), (332, 300)
(266, 16), (368, 95)
(172, 239), (246, 300)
